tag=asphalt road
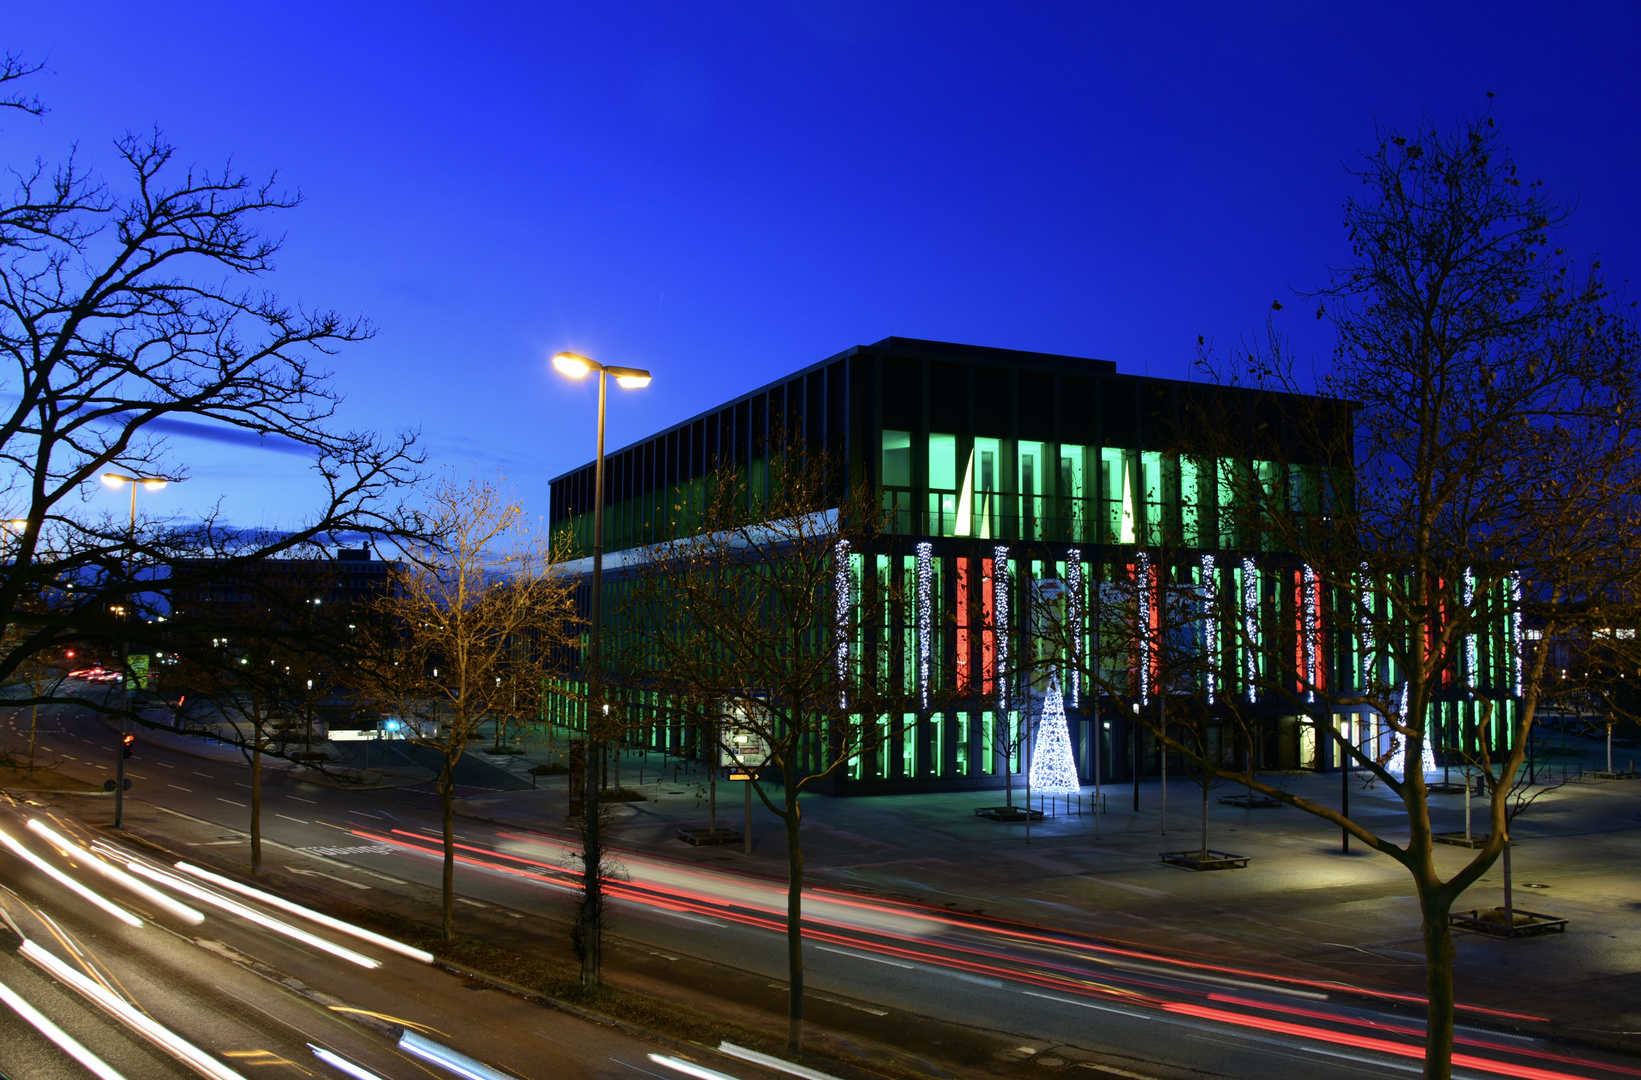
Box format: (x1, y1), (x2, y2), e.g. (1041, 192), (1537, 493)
(6, 691), (1639, 1080)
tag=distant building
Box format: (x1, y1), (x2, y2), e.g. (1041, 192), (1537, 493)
(168, 546), (394, 620)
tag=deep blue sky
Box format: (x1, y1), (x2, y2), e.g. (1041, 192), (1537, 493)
(8, 3), (1640, 532)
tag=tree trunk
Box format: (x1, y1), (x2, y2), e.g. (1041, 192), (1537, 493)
(784, 775), (805, 1054)
(1502, 838), (1514, 926)
(250, 742), (263, 873)
(1418, 880), (1457, 1080)
(441, 757), (456, 942)
(1607, 725), (1614, 773)
(1200, 781), (1209, 858)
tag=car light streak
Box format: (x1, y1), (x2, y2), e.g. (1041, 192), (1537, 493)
(352, 826), (1613, 1077)
(0, 971), (129, 1080)
(646, 1053), (742, 1080)
(0, 825), (142, 928)
(1166, 1001), (1590, 1080)
(125, 862), (381, 969)
(19, 938), (249, 1080)
(308, 1043), (391, 1080)
(1205, 992), (1641, 1076)
(396, 1030), (517, 1080)
(28, 822), (205, 925)
(173, 862), (432, 963)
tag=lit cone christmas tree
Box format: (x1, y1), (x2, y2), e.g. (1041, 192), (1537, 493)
(1028, 674), (1080, 794)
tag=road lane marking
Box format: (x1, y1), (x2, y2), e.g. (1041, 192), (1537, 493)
(1022, 991), (1148, 1019)
(168, 784), (192, 792)
(814, 945), (913, 969)
(766, 984), (888, 1016)
(155, 762), (174, 768)
(275, 814), (309, 824)
(192, 771), (212, 778)
(217, 798), (247, 807)
(287, 795), (317, 804)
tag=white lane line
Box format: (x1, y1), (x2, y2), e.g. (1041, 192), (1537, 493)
(275, 814), (309, 824)
(167, 784), (192, 792)
(658, 910), (728, 928)
(216, 798), (246, 807)
(1021, 990), (1148, 1019)
(155, 762), (174, 768)
(814, 945), (914, 969)
(192, 771), (212, 778)
(287, 795), (317, 804)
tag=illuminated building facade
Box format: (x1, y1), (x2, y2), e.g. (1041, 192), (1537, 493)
(548, 338), (1522, 794)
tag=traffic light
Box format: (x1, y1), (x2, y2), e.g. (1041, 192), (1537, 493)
(122, 733), (135, 759)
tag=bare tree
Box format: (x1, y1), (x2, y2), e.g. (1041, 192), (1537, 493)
(619, 443), (915, 1053)
(0, 53), (420, 718)
(168, 558), (354, 872)
(1169, 104), (1641, 1079)
(357, 475), (576, 941)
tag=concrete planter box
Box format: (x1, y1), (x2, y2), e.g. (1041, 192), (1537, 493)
(1218, 793), (1282, 809)
(1433, 831), (1491, 848)
(1450, 907), (1567, 937)
(1160, 850), (1250, 871)
(973, 805), (1044, 822)
(676, 826), (744, 846)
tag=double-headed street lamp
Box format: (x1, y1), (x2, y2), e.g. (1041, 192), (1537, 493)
(101, 471), (173, 829)
(552, 350), (650, 986)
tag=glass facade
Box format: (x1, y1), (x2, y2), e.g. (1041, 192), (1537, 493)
(545, 337), (1520, 794)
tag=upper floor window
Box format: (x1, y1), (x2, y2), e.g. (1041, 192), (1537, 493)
(882, 430), (911, 487)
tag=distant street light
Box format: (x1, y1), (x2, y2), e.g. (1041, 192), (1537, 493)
(101, 471), (176, 829)
(552, 349), (650, 986)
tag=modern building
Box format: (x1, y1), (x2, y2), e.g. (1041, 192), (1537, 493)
(548, 337), (1522, 794)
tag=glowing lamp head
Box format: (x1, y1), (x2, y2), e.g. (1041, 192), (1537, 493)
(101, 473), (126, 488)
(614, 372), (652, 389)
(142, 479), (167, 491)
(552, 352), (594, 378)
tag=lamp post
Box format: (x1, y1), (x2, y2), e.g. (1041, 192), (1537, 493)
(101, 472), (171, 829)
(552, 350), (650, 987)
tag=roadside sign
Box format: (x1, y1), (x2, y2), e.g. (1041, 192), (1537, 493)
(720, 728), (769, 769)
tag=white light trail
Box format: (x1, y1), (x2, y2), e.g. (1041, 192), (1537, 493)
(125, 863), (380, 969)
(397, 1030), (515, 1080)
(20, 938), (249, 1080)
(309, 1044), (391, 1080)
(0, 825), (142, 929)
(0, 972), (129, 1080)
(647, 1053), (742, 1080)
(29, 823), (203, 926)
(174, 862), (431, 963)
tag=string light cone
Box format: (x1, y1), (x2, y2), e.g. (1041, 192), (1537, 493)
(1029, 675), (1080, 795)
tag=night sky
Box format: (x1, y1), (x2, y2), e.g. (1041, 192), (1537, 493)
(7, 3), (1639, 534)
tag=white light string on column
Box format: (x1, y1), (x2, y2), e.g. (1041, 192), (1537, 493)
(834, 539), (851, 708)
(916, 542), (933, 709)
(994, 545), (1011, 710)
(1242, 556), (1259, 704)
(1201, 553), (1217, 705)
(1067, 551), (1083, 710)
(1137, 550), (1151, 706)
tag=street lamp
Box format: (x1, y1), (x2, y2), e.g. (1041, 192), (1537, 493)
(101, 471), (174, 829)
(552, 350), (650, 986)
